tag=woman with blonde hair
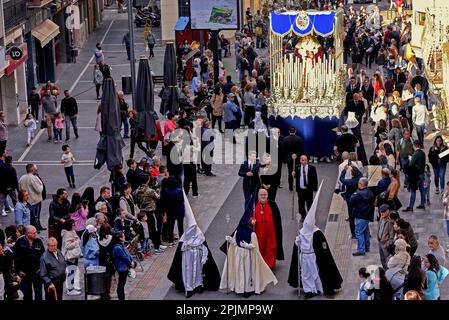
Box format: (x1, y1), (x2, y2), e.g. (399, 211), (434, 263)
(388, 118), (403, 151)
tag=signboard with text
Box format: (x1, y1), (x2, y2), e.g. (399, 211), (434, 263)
(190, 0), (239, 30)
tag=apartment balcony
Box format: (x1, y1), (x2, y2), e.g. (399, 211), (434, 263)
(3, 0), (27, 32)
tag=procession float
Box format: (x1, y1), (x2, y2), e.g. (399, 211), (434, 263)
(268, 9), (346, 158)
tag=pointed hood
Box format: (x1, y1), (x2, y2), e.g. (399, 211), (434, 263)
(235, 200), (254, 248)
(180, 190), (205, 249)
(299, 180), (324, 251)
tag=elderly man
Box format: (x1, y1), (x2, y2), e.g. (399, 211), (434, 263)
(86, 211), (107, 228)
(427, 235), (447, 267)
(18, 164), (46, 231)
(14, 225), (45, 300)
(40, 237), (67, 301)
(350, 177), (375, 256)
(377, 204), (395, 269)
(335, 151), (350, 193)
(250, 188), (284, 268)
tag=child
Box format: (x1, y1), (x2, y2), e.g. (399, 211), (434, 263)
(424, 164), (431, 205)
(113, 208), (134, 241)
(136, 212), (152, 257)
(357, 267), (372, 300)
(54, 113), (64, 143)
(24, 113), (37, 147)
(61, 145), (76, 188)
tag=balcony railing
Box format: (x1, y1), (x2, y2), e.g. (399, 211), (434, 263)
(3, 0), (27, 32)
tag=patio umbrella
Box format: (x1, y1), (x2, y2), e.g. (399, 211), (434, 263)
(160, 42), (179, 114)
(136, 56), (156, 138)
(94, 78), (125, 171)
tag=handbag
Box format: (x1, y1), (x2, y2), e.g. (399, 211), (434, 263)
(40, 119), (47, 129)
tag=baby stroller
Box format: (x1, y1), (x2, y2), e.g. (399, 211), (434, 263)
(126, 235), (144, 271)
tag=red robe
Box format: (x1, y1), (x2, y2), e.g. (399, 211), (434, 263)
(250, 202), (277, 268)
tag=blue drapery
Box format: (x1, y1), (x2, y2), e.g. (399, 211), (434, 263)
(271, 11), (335, 37)
(269, 116), (338, 157)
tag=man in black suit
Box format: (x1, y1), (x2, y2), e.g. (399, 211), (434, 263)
(238, 150), (261, 209)
(345, 77), (360, 101)
(293, 155), (318, 221)
(283, 127), (304, 191)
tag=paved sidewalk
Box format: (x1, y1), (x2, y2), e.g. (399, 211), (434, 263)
(325, 123), (449, 300)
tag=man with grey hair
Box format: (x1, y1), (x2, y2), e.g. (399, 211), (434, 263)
(18, 164), (46, 231)
(349, 177), (375, 256)
(39, 237), (66, 300)
(13, 225), (45, 300)
(86, 210), (107, 227)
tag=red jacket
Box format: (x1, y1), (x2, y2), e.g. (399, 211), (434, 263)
(150, 120), (163, 141)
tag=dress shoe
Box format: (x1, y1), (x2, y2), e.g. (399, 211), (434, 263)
(352, 251), (365, 256)
(304, 292), (318, 299)
(416, 205), (425, 210)
(186, 291), (194, 298)
(205, 172), (216, 177)
(402, 207), (413, 212)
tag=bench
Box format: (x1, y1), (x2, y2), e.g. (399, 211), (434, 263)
(152, 75), (183, 86)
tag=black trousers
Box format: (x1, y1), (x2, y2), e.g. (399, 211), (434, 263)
(146, 211), (162, 249)
(165, 216), (184, 243)
(130, 134), (152, 159)
(267, 186), (278, 201)
(95, 84), (101, 99)
(244, 105), (255, 126)
(0, 140), (6, 153)
(117, 271), (128, 300)
(183, 163), (198, 196)
(149, 140), (159, 150)
(287, 160), (294, 189)
(20, 274), (43, 301)
(212, 115), (223, 132)
(31, 104), (39, 120)
(44, 281), (64, 301)
(297, 188), (313, 219)
(346, 201), (356, 238)
(148, 44), (155, 58)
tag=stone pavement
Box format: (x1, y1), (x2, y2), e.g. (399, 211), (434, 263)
(325, 123), (449, 300)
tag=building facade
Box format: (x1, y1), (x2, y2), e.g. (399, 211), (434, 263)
(0, 0), (104, 125)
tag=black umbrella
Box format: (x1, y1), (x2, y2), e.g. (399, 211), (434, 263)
(94, 78), (125, 171)
(160, 42), (179, 114)
(136, 57), (156, 138)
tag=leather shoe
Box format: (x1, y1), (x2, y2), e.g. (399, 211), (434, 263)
(352, 251), (365, 256)
(402, 207), (413, 212)
(304, 292), (318, 299)
(416, 205), (425, 209)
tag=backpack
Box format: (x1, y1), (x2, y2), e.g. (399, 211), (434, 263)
(386, 267), (406, 300)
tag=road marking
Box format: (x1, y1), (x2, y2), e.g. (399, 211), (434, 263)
(14, 163), (94, 166)
(16, 160), (93, 163)
(18, 20), (115, 162)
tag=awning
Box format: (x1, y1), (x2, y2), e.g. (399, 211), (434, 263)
(175, 17), (189, 31)
(32, 19), (60, 47)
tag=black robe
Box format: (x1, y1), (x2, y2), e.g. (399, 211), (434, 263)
(220, 200), (284, 261)
(287, 230), (343, 295)
(167, 240), (221, 293)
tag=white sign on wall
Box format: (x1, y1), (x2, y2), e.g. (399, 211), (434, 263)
(190, 0), (239, 30)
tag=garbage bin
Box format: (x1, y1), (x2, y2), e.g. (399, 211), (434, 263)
(85, 266), (107, 297)
(122, 76), (132, 94)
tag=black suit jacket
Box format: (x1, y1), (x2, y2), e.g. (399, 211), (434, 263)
(295, 164), (318, 192)
(283, 134), (304, 163)
(239, 160), (261, 192)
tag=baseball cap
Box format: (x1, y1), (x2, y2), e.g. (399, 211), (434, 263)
(379, 204), (390, 213)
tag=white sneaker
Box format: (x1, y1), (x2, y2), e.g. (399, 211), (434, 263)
(313, 157), (318, 164)
(159, 245), (168, 250)
(154, 248), (164, 254)
(67, 289), (81, 296)
(192, 194), (201, 199)
(1, 210), (7, 217)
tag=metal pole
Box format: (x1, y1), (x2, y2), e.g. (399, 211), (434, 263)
(291, 154), (297, 220)
(211, 30), (220, 84)
(128, 2), (137, 109)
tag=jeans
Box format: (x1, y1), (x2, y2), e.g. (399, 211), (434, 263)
(147, 211), (162, 249)
(65, 115), (79, 139)
(20, 274), (43, 301)
(54, 128), (63, 141)
(202, 71), (209, 83)
(415, 124), (425, 147)
(355, 218), (370, 253)
(409, 174), (426, 207)
(379, 243), (390, 269)
(141, 238), (150, 254)
(433, 166), (447, 190)
(117, 271), (128, 300)
(446, 220), (449, 237)
(122, 117), (129, 137)
(64, 166), (75, 186)
(30, 202), (42, 227)
(166, 216), (184, 243)
(31, 105), (39, 120)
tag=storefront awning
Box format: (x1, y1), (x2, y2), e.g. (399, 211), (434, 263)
(175, 17), (189, 31)
(32, 19), (60, 47)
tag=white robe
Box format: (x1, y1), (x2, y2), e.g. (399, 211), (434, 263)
(296, 231), (323, 294)
(181, 225), (208, 293)
(220, 233), (278, 294)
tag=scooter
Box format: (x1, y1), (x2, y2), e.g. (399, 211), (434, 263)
(135, 10), (160, 27)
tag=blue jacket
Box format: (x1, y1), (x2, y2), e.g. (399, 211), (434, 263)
(82, 236), (100, 267)
(377, 177), (391, 194)
(113, 243), (133, 273)
(14, 202), (31, 226)
(223, 101), (238, 122)
(424, 269), (440, 300)
(349, 188), (375, 221)
(339, 170), (361, 202)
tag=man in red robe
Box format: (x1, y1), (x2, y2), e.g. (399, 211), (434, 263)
(250, 188), (284, 268)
